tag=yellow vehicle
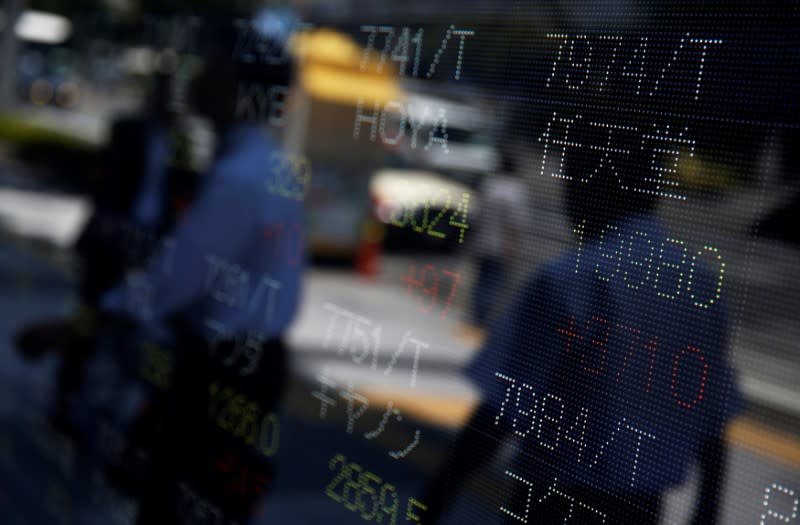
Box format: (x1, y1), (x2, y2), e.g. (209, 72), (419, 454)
(286, 28), (403, 260)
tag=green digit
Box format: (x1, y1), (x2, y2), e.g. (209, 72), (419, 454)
(448, 192), (470, 243)
(293, 156), (312, 201)
(410, 198), (430, 233)
(218, 393), (245, 432)
(406, 497), (427, 523)
(213, 387), (234, 429)
(234, 400), (259, 441)
(390, 203), (410, 228)
(378, 483), (399, 525)
(325, 454), (348, 502)
(357, 470), (382, 520)
(342, 463), (363, 511)
(426, 188), (451, 239)
(258, 412), (280, 456)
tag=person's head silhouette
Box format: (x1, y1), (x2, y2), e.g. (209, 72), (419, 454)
(191, 17), (295, 132)
(562, 113), (659, 239)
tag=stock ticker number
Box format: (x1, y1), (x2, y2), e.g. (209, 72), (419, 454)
(266, 152), (311, 202)
(574, 220), (726, 310)
(263, 221), (304, 267)
(759, 483), (798, 525)
(386, 185), (471, 244)
(401, 263), (461, 318)
(325, 454), (428, 525)
(556, 314), (709, 409)
(208, 382), (280, 457)
(494, 371), (656, 489)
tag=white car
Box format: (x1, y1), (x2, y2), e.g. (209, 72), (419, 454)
(370, 168), (477, 252)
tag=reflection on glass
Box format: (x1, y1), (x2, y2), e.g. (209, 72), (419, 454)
(0, 3), (797, 525)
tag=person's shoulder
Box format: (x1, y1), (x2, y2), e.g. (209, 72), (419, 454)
(513, 257), (573, 303)
(214, 132), (274, 179)
(111, 113), (147, 127)
(207, 155), (266, 204)
(108, 115), (150, 141)
(541, 252), (578, 281)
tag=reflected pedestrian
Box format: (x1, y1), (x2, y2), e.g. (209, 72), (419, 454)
(420, 112), (743, 524)
(14, 71), (191, 434)
(468, 150), (530, 335)
(98, 18), (304, 525)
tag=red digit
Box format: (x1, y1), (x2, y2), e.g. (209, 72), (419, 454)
(401, 264), (424, 296)
(556, 316), (583, 354)
(417, 264), (439, 313)
(580, 316), (609, 375)
(671, 344), (708, 409)
(287, 222), (304, 266)
(440, 269), (461, 318)
(614, 323), (641, 383)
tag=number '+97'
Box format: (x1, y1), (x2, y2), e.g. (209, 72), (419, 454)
(387, 187), (471, 244)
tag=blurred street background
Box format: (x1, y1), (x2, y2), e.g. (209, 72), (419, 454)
(0, 0), (798, 524)
(1, 155), (798, 524)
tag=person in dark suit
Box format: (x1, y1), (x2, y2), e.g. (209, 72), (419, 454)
(15, 72), (193, 432)
(419, 112), (743, 524)
(99, 17), (303, 524)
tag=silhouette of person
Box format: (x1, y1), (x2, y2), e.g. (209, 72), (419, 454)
(470, 150), (530, 330)
(419, 111), (743, 524)
(98, 17), (303, 524)
(14, 72), (193, 434)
